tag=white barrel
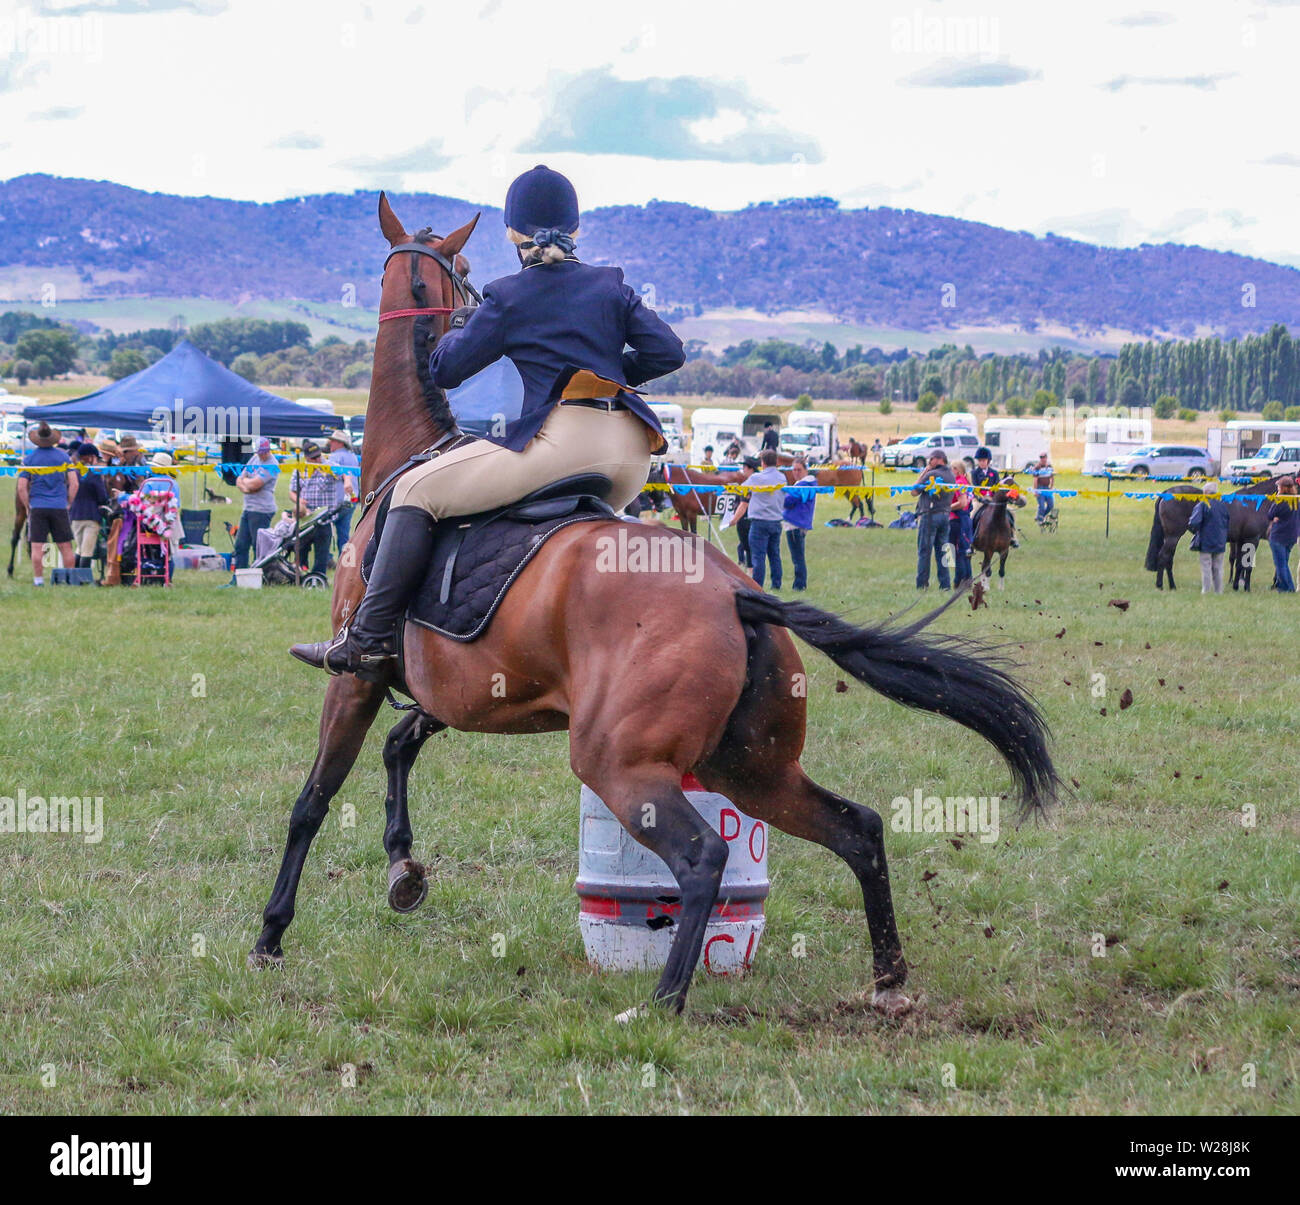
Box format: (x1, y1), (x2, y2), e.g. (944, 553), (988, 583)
(576, 774), (768, 976)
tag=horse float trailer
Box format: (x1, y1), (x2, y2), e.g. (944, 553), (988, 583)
(981, 417), (1052, 472)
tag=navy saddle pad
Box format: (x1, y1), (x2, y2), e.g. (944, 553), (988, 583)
(365, 475), (617, 642)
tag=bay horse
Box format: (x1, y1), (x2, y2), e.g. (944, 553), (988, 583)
(972, 482), (1024, 589)
(847, 438), (868, 466)
(1225, 477), (1281, 591)
(250, 196), (1059, 1019)
(1144, 484), (1202, 590)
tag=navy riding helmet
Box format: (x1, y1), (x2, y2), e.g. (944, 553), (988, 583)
(504, 165), (580, 251)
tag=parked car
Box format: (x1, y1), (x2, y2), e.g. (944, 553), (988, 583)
(880, 431), (980, 470)
(1103, 444), (1213, 479)
(1224, 442), (1300, 479)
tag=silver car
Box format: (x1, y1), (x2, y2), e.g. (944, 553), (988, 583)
(1103, 444), (1212, 479)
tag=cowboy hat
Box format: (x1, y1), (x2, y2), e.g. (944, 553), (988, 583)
(118, 434), (141, 452)
(27, 422), (60, 448)
(97, 438), (122, 459)
(149, 452), (175, 469)
(327, 429), (352, 447)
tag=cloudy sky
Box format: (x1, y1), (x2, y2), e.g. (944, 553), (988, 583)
(3, 0), (1300, 264)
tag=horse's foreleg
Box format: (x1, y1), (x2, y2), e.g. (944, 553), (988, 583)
(381, 708), (445, 912)
(250, 674), (385, 965)
(998, 551), (1007, 588)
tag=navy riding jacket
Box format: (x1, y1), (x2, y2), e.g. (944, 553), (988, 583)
(428, 258), (684, 452)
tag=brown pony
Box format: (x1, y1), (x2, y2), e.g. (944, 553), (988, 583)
(847, 438), (869, 466)
(250, 197), (1058, 1018)
(972, 480), (1026, 589)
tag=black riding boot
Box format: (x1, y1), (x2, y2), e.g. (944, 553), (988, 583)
(290, 506), (436, 682)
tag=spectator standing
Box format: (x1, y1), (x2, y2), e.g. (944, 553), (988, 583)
(233, 437), (281, 569)
(69, 443), (110, 571)
(1031, 452), (1055, 526)
(739, 449), (787, 589)
(912, 449), (955, 590)
(290, 441), (336, 578)
(1187, 481), (1231, 594)
(327, 429), (360, 556)
(699, 445), (715, 468)
(1267, 476), (1298, 593)
(761, 422), (780, 452)
(871, 438), (883, 464)
(18, 422), (77, 586)
(782, 456), (817, 591)
(949, 463), (974, 586)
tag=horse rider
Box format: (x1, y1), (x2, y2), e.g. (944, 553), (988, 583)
(970, 446), (1019, 548)
(292, 165), (686, 680)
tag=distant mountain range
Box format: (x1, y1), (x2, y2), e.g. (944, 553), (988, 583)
(2, 173), (1299, 345)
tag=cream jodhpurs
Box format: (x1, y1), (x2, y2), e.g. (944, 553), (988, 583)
(389, 403), (655, 519)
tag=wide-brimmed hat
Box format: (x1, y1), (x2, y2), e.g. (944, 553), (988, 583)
(118, 434), (141, 452)
(27, 422), (60, 448)
(327, 429), (351, 447)
(149, 452), (174, 469)
(97, 438), (122, 459)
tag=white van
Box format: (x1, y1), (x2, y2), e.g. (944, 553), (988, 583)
(982, 418), (1051, 472)
(784, 410), (837, 461)
(1225, 441), (1300, 479)
(1083, 414), (1152, 475)
(647, 402), (686, 459)
(690, 407), (748, 462)
(294, 397), (337, 417)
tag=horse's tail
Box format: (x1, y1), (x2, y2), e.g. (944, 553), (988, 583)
(1144, 499), (1163, 572)
(734, 589), (1058, 819)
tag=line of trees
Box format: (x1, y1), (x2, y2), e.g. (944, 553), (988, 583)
(4, 308), (1300, 419)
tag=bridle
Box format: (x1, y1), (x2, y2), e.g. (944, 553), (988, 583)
(359, 226), (483, 516)
(378, 227), (482, 324)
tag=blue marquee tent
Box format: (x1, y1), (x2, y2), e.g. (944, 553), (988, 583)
(23, 339), (338, 440)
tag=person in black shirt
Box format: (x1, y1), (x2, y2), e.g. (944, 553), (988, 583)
(761, 423), (780, 452)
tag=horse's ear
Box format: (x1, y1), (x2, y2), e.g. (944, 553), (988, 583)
(438, 212), (480, 257)
(378, 192), (407, 246)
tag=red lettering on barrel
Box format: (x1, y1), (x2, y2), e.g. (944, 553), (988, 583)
(704, 932), (734, 972)
(719, 808), (741, 842)
(749, 821), (766, 863)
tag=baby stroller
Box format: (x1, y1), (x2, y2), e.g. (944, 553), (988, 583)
(250, 504), (342, 588)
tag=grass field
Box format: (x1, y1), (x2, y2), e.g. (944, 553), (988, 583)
(1, 470), (1297, 1115)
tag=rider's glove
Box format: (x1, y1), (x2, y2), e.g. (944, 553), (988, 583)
(448, 305), (476, 330)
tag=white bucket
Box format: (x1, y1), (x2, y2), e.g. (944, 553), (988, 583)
(234, 568), (263, 589)
(576, 775), (768, 976)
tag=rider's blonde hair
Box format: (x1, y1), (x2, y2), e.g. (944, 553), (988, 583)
(507, 226), (578, 265)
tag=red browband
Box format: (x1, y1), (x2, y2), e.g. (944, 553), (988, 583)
(377, 307), (455, 322)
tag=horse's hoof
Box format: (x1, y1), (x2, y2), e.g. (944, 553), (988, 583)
(387, 859), (428, 913)
(247, 948), (284, 970)
(615, 1004), (649, 1024)
(871, 987), (913, 1018)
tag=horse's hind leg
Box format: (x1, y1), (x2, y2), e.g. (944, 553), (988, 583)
(579, 761), (728, 1015)
(700, 761), (910, 1016)
(250, 674), (385, 965)
(695, 619), (910, 1015)
(997, 551), (1007, 589)
(382, 708), (445, 912)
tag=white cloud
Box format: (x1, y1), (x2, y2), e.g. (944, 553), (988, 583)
(0, 0), (1296, 269)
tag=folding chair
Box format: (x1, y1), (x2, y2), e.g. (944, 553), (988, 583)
(180, 508), (212, 547)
